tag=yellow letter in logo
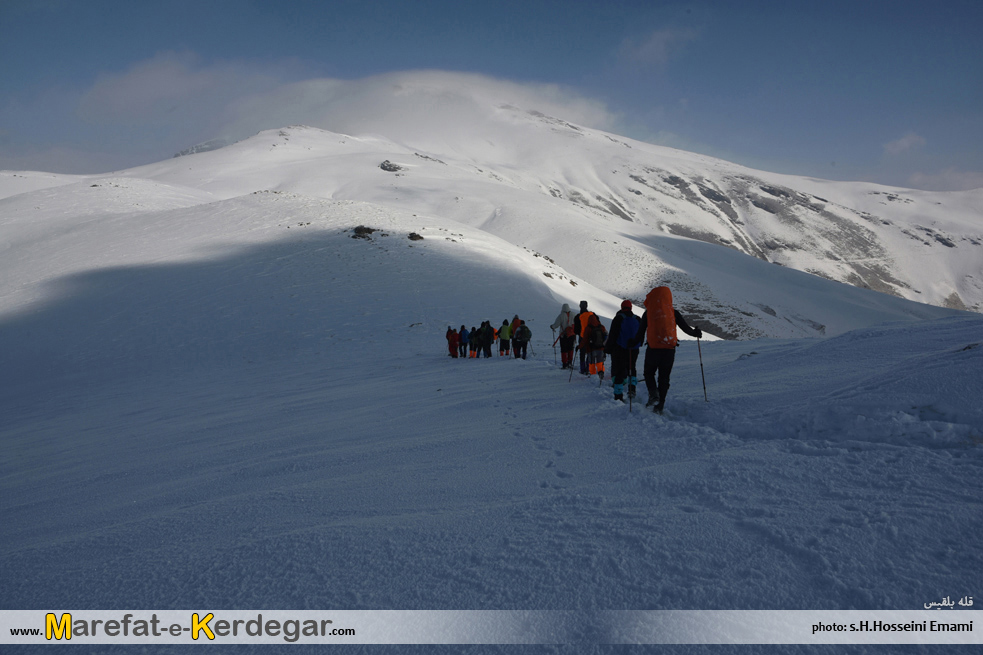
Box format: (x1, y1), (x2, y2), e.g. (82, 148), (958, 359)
(45, 613), (71, 641)
(192, 613), (215, 641)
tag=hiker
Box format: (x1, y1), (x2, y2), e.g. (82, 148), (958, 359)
(632, 286), (703, 413)
(605, 300), (641, 402)
(472, 324), (482, 358)
(458, 325), (469, 358)
(550, 303), (576, 369)
(468, 326), (479, 358)
(498, 319), (512, 357)
(446, 326), (460, 358)
(573, 300), (595, 375)
(584, 314), (608, 380)
(512, 320), (532, 360)
(508, 315), (522, 357)
(481, 321), (495, 358)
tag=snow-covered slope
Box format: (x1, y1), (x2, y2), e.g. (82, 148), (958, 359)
(0, 169), (965, 345)
(1, 182), (980, 635)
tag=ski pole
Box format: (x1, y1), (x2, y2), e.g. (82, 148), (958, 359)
(569, 347), (577, 382)
(697, 337), (708, 402)
(626, 353), (632, 413)
(551, 328), (557, 365)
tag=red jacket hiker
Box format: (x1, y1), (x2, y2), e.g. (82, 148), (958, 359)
(446, 326), (460, 358)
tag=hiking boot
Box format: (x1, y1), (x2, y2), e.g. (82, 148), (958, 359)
(627, 385), (636, 398)
(653, 389), (667, 414)
(614, 394), (625, 402)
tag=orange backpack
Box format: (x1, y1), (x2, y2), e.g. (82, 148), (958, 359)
(578, 311), (596, 338)
(645, 286), (677, 349)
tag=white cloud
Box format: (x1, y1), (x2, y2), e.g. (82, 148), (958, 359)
(76, 51), (293, 129)
(619, 28), (699, 68)
(221, 69), (617, 147)
(907, 168), (983, 192)
(3, 55), (621, 173)
(883, 131), (926, 156)
(69, 55), (618, 159)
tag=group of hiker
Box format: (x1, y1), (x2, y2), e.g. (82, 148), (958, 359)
(550, 287), (703, 413)
(446, 315), (533, 360)
(445, 286), (703, 414)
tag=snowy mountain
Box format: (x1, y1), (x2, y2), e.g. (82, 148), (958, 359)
(2, 71), (979, 344)
(1, 74), (981, 649)
(146, 71), (983, 321)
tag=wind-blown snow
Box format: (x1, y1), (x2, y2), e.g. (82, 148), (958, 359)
(1, 88), (981, 652)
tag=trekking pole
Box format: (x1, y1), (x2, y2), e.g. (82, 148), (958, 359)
(552, 328), (557, 365)
(569, 347), (577, 382)
(697, 337), (708, 402)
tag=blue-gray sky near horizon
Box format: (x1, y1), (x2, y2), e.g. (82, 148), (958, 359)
(1, 0), (981, 190)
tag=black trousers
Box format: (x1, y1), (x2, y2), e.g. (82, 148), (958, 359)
(643, 347), (676, 397)
(514, 341), (528, 359)
(611, 348), (639, 384)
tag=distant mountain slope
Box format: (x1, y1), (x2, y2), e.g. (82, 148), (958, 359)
(129, 64), (982, 311)
(128, 113), (981, 314)
(2, 73), (979, 336)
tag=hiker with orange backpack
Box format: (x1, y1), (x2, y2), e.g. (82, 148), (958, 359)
(632, 286), (703, 413)
(572, 300), (595, 375)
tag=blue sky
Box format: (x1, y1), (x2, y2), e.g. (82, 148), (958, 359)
(1, 0), (981, 190)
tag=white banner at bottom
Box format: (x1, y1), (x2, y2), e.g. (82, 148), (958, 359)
(1, 610), (978, 645)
